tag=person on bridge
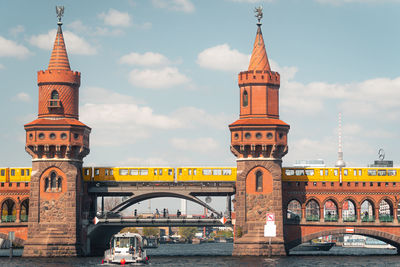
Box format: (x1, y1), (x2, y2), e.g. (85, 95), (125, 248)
(156, 208), (160, 218)
(134, 209), (137, 217)
(163, 208), (166, 218)
(177, 209), (181, 218)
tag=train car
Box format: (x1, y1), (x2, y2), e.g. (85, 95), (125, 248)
(92, 167), (115, 182)
(111, 167), (174, 182)
(176, 167), (237, 182)
(9, 167), (31, 182)
(282, 167), (341, 182)
(82, 167), (93, 182)
(342, 167), (399, 182)
(0, 168), (8, 183)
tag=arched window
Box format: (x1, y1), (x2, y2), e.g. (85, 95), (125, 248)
(51, 90), (59, 100)
(50, 172), (57, 190)
(379, 199), (393, 222)
(57, 177), (62, 192)
(1, 199), (16, 222)
(20, 199), (29, 222)
(361, 200), (374, 222)
(324, 200), (338, 222)
(255, 171), (263, 192)
(45, 178), (49, 192)
(305, 199), (320, 221)
(243, 90), (248, 107)
(287, 200), (301, 222)
(342, 199), (356, 222)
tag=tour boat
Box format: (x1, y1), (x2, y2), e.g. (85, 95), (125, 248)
(103, 232), (149, 265)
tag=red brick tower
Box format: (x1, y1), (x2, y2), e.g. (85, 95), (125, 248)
(229, 8), (289, 256)
(23, 8), (91, 256)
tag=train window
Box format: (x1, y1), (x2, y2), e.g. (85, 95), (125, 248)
(202, 169), (212, 175)
(154, 169), (157, 176)
(305, 170), (314, 176)
(120, 169), (129, 176)
(129, 169), (138, 175)
(213, 169), (222, 175)
(168, 169), (172, 176)
(295, 169), (304, 176)
(223, 169), (232, 175)
(331, 182), (334, 186)
(188, 169), (192, 175)
(178, 169), (182, 175)
(370, 182), (373, 187)
(159, 169), (162, 175)
(385, 182), (389, 187)
(377, 170), (386, 176)
(285, 169), (295, 176)
(325, 169), (329, 176)
(378, 182), (381, 187)
(0, 170), (4, 176)
(322, 182), (326, 186)
(363, 182), (366, 187)
(320, 170), (323, 176)
(334, 169), (338, 176)
(105, 169), (109, 176)
(358, 170), (362, 176)
(313, 182), (317, 186)
(94, 169), (99, 176)
(388, 170), (397, 176)
(344, 169), (348, 176)
(21, 169), (24, 176)
(11, 169), (15, 176)
(354, 170), (357, 176)
(110, 169), (114, 175)
(368, 170), (377, 176)
(140, 169), (148, 176)
(193, 169), (197, 175)
(85, 169), (89, 176)
(26, 169), (30, 176)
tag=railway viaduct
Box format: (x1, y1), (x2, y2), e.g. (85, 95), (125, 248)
(1, 7), (400, 257)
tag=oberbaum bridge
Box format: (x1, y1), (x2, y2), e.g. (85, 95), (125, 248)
(2, 7), (400, 257)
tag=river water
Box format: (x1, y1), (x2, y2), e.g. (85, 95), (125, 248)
(0, 243), (399, 267)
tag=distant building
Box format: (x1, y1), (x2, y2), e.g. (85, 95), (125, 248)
(293, 159), (326, 168)
(368, 160), (393, 168)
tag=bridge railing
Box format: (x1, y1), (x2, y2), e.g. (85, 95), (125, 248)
(379, 215), (394, 222)
(1, 215), (16, 222)
(20, 215), (28, 222)
(324, 215), (338, 222)
(342, 216), (356, 222)
(361, 215), (375, 222)
(306, 215), (320, 222)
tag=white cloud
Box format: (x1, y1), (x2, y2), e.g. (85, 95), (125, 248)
(68, 20), (124, 36)
(128, 67), (190, 89)
(170, 137), (218, 153)
(29, 29), (97, 55)
(152, 0), (195, 13)
(14, 92), (30, 102)
(0, 36), (30, 58)
(171, 107), (233, 130)
(119, 52), (170, 66)
(197, 44), (249, 71)
(9, 25), (25, 37)
(98, 9), (131, 27)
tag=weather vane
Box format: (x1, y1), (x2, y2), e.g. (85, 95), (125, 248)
(254, 6), (263, 24)
(56, 6), (65, 25)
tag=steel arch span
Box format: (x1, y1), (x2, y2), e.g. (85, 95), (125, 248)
(284, 224), (400, 252)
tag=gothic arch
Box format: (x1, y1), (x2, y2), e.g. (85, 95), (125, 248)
(340, 196), (358, 209)
(1, 198), (16, 222)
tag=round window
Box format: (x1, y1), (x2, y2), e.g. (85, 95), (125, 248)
(245, 133), (251, 139)
(61, 133), (67, 140)
(50, 133), (56, 140)
(256, 133), (262, 139)
(38, 133), (45, 140)
(74, 133), (79, 140)
(29, 133), (33, 140)
(234, 133), (239, 140)
(267, 133), (273, 139)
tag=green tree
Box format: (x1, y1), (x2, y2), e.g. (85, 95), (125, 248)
(216, 230), (233, 238)
(120, 227), (139, 234)
(178, 227), (198, 241)
(143, 227), (160, 237)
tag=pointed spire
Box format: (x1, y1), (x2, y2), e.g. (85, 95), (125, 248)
(248, 7), (270, 72)
(48, 6), (70, 71)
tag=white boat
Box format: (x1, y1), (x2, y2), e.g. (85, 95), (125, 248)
(103, 232), (149, 265)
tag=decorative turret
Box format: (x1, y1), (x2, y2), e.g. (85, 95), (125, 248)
(229, 7), (289, 160)
(22, 7), (91, 257)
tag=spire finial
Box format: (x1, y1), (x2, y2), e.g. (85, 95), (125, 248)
(56, 6), (64, 25)
(254, 6), (263, 26)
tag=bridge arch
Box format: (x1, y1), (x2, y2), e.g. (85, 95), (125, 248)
(109, 191), (221, 216)
(286, 228), (400, 251)
(1, 198), (16, 222)
(305, 198), (320, 221)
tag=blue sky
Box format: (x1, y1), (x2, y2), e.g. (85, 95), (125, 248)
(1, 0), (400, 213)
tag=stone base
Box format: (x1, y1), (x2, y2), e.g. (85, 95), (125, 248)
(23, 243), (80, 257)
(233, 242), (287, 256)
